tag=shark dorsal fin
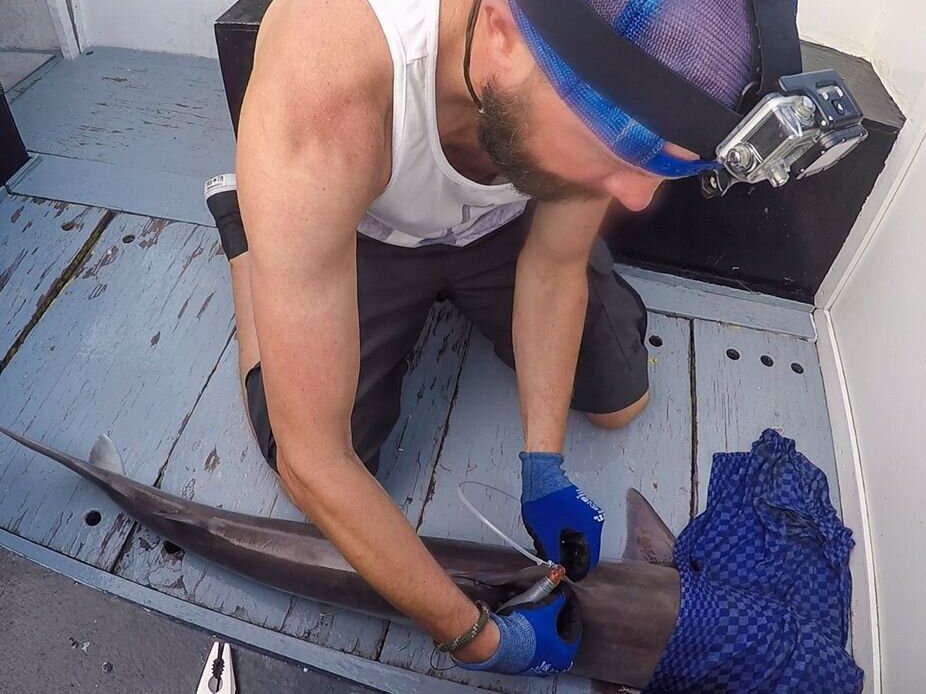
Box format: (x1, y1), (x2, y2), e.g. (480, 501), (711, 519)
(623, 489), (677, 567)
(89, 434), (126, 475)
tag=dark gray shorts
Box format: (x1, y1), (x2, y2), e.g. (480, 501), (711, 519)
(246, 210), (649, 475)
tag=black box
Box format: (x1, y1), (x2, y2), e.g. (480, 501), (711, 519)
(214, 1), (904, 301)
(0, 84), (28, 186)
(606, 45), (905, 301)
(215, 0), (271, 134)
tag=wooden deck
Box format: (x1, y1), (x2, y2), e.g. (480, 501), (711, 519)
(0, 49), (839, 693)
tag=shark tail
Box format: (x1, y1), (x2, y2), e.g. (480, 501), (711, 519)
(0, 425), (124, 480)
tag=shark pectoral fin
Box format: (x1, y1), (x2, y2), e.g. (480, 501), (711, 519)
(623, 488), (677, 567)
(89, 434), (126, 476)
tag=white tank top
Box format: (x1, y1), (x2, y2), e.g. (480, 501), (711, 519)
(358, 0), (530, 248)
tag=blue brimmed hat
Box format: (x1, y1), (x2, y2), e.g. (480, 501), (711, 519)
(509, 0), (759, 178)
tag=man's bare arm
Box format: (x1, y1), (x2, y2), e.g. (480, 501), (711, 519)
(237, 0), (497, 660)
(513, 198), (611, 452)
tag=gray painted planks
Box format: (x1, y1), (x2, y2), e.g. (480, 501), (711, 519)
(9, 154), (219, 227)
(378, 313), (693, 693)
(9, 48), (234, 225)
(7, 54), (60, 102)
(377, 302), (473, 525)
(0, 51), (54, 91)
(617, 264), (815, 340)
(0, 195), (108, 358)
(0, 213), (234, 569)
(692, 320), (839, 513)
(116, 302), (471, 659)
(113, 344), (388, 659)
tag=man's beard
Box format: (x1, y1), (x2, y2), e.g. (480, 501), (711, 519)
(477, 79), (599, 203)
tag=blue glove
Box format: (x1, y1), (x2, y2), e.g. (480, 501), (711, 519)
(520, 452), (604, 581)
(455, 586), (582, 676)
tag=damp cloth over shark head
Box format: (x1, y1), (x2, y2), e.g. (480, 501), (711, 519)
(645, 429), (864, 693)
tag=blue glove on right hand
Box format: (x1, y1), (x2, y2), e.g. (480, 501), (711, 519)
(520, 452), (605, 581)
(455, 586), (582, 677)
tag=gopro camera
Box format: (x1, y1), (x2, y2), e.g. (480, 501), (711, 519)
(701, 70), (868, 198)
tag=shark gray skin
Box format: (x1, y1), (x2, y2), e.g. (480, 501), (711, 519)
(0, 426), (680, 689)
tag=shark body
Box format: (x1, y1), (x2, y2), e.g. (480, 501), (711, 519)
(0, 426), (680, 687)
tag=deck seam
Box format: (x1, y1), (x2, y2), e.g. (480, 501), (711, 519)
(414, 324), (472, 533)
(152, 327), (237, 492)
(7, 182), (219, 230)
(0, 528), (480, 694)
(109, 327), (236, 574)
(0, 207), (116, 375)
(373, 622), (393, 663)
(617, 264), (815, 340)
(7, 54), (62, 102)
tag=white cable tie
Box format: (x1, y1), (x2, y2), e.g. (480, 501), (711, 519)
(456, 481), (551, 567)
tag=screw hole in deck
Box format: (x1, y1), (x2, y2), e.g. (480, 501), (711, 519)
(84, 510), (102, 526)
(791, 362), (805, 374)
(648, 335), (663, 348)
(761, 355), (774, 367)
(163, 541), (185, 558)
(726, 348), (740, 361)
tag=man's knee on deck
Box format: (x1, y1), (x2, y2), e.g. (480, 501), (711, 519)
(585, 391), (650, 430)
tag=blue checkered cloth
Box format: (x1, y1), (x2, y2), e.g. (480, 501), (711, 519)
(644, 430), (863, 693)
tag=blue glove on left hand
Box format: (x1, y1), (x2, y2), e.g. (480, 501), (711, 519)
(455, 585), (582, 677)
(520, 452), (605, 581)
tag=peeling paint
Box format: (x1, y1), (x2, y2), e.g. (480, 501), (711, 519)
(1, 208), (114, 375)
(176, 297), (190, 320)
(0, 249), (28, 293)
(179, 243), (204, 276)
(196, 291), (215, 320)
(165, 575), (187, 592)
(138, 218), (169, 250)
(204, 447), (221, 472)
(98, 513), (132, 561)
(181, 478), (196, 500)
(80, 245), (120, 279)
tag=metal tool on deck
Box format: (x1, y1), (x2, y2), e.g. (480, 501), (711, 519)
(197, 641), (236, 694)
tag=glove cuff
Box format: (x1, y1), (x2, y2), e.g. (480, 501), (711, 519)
(520, 451), (570, 503)
(453, 613), (535, 675)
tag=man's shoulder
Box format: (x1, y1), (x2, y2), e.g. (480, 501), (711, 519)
(252, 0), (394, 128)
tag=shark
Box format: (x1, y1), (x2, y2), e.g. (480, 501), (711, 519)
(0, 425), (681, 688)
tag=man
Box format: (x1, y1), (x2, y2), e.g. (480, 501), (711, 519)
(205, 0), (756, 676)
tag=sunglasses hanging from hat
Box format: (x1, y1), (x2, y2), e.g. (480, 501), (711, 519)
(494, 0), (867, 196)
(464, 0), (485, 113)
